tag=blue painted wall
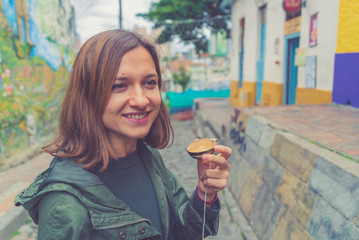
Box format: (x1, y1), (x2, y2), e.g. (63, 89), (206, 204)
(333, 53), (359, 107)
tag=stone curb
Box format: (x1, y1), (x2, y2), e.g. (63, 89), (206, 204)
(0, 206), (28, 240)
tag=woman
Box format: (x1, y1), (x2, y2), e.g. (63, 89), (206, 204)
(15, 29), (231, 240)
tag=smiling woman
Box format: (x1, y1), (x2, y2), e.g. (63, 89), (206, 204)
(15, 29), (232, 240)
(103, 46), (162, 157)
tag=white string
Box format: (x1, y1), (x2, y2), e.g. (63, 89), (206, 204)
(202, 163), (212, 240)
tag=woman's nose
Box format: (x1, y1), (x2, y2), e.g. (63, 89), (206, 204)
(128, 86), (149, 107)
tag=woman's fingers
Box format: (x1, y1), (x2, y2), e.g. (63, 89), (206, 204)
(202, 153), (230, 170)
(200, 168), (230, 181)
(197, 144), (232, 195)
(198, 178), (227, 194)
(215, 145), (232, 159)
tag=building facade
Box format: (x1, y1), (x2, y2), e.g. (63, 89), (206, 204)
(227, 0), (357, 107)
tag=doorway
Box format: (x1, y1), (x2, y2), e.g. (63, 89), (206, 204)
(239, 18), (245, 88)
(284, 33), (300, 105)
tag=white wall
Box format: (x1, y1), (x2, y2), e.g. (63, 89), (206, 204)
(298, 0), (339, 90)
(230, 0), (260, 83)
(231, 0), (286, 84)
(264, 0), (286, 84)
(229, 0), (339, 92)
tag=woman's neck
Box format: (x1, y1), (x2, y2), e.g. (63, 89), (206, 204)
(109, 137), (137, 158)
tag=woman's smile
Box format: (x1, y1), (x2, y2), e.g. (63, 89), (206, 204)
(123, 111), (150, 123)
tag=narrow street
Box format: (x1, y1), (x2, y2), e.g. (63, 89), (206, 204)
(10, 119), (243, 240)
(160, 119), (244, 240)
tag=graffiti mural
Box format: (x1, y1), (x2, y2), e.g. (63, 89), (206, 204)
(2, 0), (77, 69)
(0, 0), (78, 167)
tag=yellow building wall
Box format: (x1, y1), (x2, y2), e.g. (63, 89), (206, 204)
(336, 0), (359, 53)
(262, 82), (283, 106)
(296, 88), (332, 105)
(230, 80), (283, 107)
(230, 81), (332, 106)
(230, 80), (256, 107)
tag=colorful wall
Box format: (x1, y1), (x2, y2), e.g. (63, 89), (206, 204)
(229, 0), (339, 107)
(332, 0), (359, 107)
(0, 0), (78, 167)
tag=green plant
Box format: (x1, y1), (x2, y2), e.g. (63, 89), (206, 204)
(306, 138), (357, 163)
(172, 66), (191, 92)
(11, 230), (20, 237)
(138, 0), (230, 54)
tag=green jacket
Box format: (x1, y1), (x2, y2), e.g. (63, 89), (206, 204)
(15, 143), (220, 240)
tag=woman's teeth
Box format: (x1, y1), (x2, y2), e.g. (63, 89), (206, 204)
(125, 113), (147, 119)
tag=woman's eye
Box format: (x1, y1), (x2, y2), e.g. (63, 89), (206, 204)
(112, 83), (127, 90)
(145, 80), (158, 86)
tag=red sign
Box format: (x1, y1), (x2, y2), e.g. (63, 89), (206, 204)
(283, 0), (301, 12)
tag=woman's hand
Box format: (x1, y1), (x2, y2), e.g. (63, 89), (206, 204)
(196, 144), (232, 206)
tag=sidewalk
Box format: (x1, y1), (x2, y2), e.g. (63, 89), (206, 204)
(195, 99), (359, 163)
(245, 104), (359, 161)
(0, 152), (51, 239)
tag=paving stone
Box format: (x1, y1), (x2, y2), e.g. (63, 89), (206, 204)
(11, 217), (37, 240)
(0, 207), (29, 240)
(250, 104), (359, 162)
(207, 190), (244, 240)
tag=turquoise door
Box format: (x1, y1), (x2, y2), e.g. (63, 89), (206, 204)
(256, 7), (266, 104)
(284, 34), (300, 104)
(239, 18), (245, 88)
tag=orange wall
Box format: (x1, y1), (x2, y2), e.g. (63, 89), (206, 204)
(296, 88), (332, 105)
(262, 82), (283, 106)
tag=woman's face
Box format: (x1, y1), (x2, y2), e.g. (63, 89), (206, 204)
(103, 46), (161, 147)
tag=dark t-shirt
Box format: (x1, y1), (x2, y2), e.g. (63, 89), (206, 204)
(96, 150), (163, 235)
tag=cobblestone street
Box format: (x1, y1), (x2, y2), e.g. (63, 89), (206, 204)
(160, 119), (244, 240)
(10, 119), (243, 240)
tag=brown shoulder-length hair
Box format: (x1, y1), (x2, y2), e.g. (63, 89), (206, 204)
(43, 29), (173, 171)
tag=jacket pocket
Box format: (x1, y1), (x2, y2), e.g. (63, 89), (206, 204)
(96, 221), (161, 240)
